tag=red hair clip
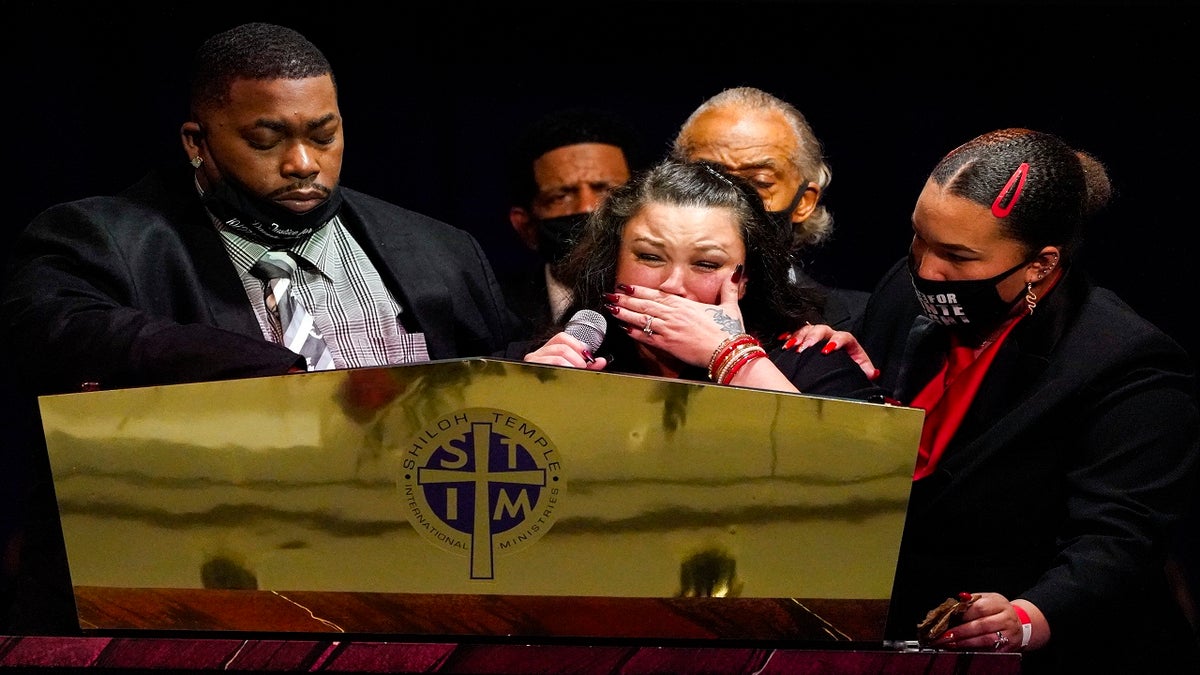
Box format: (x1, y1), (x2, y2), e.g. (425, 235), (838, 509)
(991, 162), (1029, 218)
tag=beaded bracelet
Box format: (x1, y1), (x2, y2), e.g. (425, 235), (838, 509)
(712, 340), (759, 383)
(707, 333), (757, 381)
(713, 344), (750, 384)
(716, 344), (767, 385)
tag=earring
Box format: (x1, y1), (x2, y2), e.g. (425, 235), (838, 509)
(1025, 282), (1038, 315)
(191, 156), (203, 169)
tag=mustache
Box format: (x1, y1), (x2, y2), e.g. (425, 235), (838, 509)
(264, 182), (332, 199)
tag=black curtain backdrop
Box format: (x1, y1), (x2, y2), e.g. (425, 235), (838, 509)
(10, 0), (1198, 362)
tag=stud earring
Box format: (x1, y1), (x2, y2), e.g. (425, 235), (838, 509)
(191, 156), (203, 169)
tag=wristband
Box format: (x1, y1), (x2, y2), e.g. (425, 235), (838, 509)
(1012, 604), (1032, 648)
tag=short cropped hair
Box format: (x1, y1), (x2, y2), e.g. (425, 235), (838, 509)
(189, 22), (334, 115)
(507, 107), (643, 205)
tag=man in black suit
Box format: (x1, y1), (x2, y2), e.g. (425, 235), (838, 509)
(500, 108), (640, 339)
(0, 21), (519, 632)
(2, 22), (519, 394)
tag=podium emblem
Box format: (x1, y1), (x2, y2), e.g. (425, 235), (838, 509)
(400, 407), (566, 580)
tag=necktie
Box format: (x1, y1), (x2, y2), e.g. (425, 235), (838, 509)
(251, 251), (335, 371)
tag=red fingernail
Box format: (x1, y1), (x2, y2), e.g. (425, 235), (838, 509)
(821, 342), (838, 354)
(871, 368), (881, 381)
(583, 350), (596, 364)
(602, 293), (619, 303)
(783, 338), (796, 350)
(616, 284), (633, 294)
(603, 303), (620, 315)
(956, 592), (972, 602)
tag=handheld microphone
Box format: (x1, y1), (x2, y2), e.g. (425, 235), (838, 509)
(563, 309), (607, 353)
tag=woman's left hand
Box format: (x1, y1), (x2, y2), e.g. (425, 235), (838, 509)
(605, 272), (745, 367)
(929, 592), (1027, 653)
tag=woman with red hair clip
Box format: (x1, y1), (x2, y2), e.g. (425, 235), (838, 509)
(810, 128), (1199, 672)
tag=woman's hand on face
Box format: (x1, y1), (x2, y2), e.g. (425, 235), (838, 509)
(606, 271), (745, 367)
(523, 332), (608, 370)
(781, 323), (879, 381)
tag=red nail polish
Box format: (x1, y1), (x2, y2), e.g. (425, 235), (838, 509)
(956, 592), (973, 602)
(821, 342), (838, 354)
(602, 293), (619, 303)
(871, 368), (881, 381)
(616, 283), (633, 294)
(603, 303), (620, 315)
(783, 338), (796, 350)
(583, 350), (596, 364)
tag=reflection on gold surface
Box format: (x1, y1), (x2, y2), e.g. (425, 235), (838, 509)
(39, 358), (922, 610)
(678, 546), (740, 598)
(200, 553), (257, 590)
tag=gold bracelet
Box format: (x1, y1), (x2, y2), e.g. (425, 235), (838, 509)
(715, 342), (763, 385)
(720, 346), (767, 385)
(707, 333), (755, 381)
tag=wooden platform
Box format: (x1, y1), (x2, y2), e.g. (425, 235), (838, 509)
(0, 635), (1022, 673)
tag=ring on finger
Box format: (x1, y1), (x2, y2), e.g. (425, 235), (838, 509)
(993, 631), (1009, 650)
(643, 316), (655, 335)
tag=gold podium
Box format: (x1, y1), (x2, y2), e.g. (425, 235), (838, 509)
(38, 358), (923, 642)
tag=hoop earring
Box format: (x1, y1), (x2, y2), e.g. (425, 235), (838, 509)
(1025, 282), (1038, 315)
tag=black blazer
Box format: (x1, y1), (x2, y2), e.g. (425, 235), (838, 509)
(1, 166), (522, 395)
(0, 165), (523, 633)
(863, 257), (1200, 673)
(496, 261), (560, 343)
(791, 265), (869, 332)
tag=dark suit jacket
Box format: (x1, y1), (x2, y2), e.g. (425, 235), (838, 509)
(1, 165), (522, 395)
(864, 258), (1200, 673)
(791, 264), (869, 332)
(496, 261), (561, 343)
(0, 166), (521, 633)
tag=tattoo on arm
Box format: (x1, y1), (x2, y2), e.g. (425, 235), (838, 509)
(707, 309), (743, 336)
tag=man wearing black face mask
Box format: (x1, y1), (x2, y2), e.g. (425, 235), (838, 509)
(501, 107), (641, 339)
(671, 87), (870, 331)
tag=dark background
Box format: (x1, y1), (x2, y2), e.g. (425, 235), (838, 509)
(6, 0), (1200, 635)
(10, 0), (1197, 361)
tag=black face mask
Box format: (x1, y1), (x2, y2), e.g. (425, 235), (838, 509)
(202, 174), (343, 246)
(534, 212), (590, 266)
(765, 184), (806, 231)
(909, 255), (1031, 332)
